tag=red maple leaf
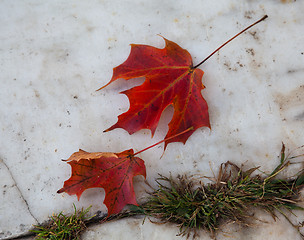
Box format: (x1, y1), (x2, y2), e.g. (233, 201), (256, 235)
(57, 149), (146, 215)
(99, 37), (210, 148)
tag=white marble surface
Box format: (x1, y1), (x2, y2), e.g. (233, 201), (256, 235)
(1, 0), (304, 239)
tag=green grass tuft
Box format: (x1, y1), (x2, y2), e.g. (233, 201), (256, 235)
(31, 204), (92, 240)
(139, 144), (304, 238)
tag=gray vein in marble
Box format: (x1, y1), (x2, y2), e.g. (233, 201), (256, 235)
(0, 159), (38, 225)
(295, 111), (304, 121)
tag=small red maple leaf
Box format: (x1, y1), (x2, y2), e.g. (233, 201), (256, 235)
(100, 37), (210, 148)
(57, 149), (146, 215)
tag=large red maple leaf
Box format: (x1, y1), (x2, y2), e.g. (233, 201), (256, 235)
(57, 149), (146, 215)
(99, 37), (210, 148)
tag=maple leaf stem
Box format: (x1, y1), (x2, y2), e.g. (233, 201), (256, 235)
(193, 15), (268, 69)
(132, 127), (194, 156)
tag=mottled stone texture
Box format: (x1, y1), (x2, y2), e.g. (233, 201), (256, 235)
(0, 0), (303, 239)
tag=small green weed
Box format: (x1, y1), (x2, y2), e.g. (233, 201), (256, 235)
(31, 204), (92, 240)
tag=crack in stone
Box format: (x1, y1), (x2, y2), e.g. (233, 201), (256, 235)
(0, 158), (39, 224)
